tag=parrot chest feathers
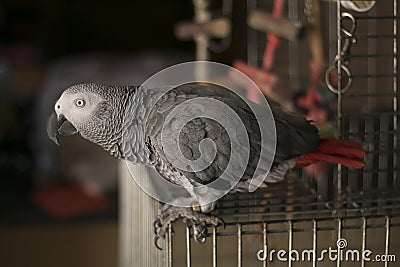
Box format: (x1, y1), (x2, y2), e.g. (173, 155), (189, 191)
(112, 87), (159, 164)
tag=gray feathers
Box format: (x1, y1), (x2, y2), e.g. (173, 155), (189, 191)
(272, 107), (320, 162)
(55, 82), (320, 193)
(141, 83), (319, 190)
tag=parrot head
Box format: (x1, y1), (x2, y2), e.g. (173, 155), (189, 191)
(47, 83), (127, 146)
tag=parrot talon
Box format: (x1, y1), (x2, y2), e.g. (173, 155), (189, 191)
(154, 218), (163, 234)
(154, 236), (163, 250)
(218, 217), (226, 229)
(153, 205), (224, 247)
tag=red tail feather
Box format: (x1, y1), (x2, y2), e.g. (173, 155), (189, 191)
(295, 138), (366, 169)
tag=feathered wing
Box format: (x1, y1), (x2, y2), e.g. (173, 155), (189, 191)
(271, 105), (320, 162)
(144, 83), (320, 193)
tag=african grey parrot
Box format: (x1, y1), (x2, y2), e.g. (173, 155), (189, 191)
(47, 82), (365, 247)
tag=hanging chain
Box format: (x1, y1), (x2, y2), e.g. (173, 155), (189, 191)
(325, 12), (358, 94)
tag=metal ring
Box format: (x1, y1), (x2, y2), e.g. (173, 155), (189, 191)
(192, 203), (201, 212)
(325, 63), (353, 94)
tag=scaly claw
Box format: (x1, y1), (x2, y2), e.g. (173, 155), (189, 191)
(219, 217), (226, 229)
(153, 205), (224, 249)
(154, 236), (163, 250)
(153, 218), (163, 235)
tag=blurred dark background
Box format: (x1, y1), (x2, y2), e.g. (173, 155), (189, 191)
(0, 0), (202, 266)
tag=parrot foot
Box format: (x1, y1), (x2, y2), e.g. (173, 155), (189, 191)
(153, 205), (224, 250)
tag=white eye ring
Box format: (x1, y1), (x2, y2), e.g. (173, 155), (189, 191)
(75, 99), (85, 107)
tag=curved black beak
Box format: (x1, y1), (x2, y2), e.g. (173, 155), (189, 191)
(46, 112), (78, 145)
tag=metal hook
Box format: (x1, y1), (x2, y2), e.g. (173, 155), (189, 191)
(325, 63), (353, 94)
(340, 12), (357, 64)
(325, 12), (357, 95)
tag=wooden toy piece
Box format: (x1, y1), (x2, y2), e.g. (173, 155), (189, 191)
(306, 0), (325, 65)
(244, 0), (288, 103)
(175, 18), (231, 41)
(174, 0), (232, 61)
(233, 60), (297, 112)
(247, 10), (305, 41)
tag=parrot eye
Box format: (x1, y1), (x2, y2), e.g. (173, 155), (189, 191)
(75, 99), (85, 107)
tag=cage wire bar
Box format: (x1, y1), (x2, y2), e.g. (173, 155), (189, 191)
(164, 1), (400, 266)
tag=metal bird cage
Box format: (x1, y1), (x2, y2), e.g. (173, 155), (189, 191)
(163, 1), (400, 266)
